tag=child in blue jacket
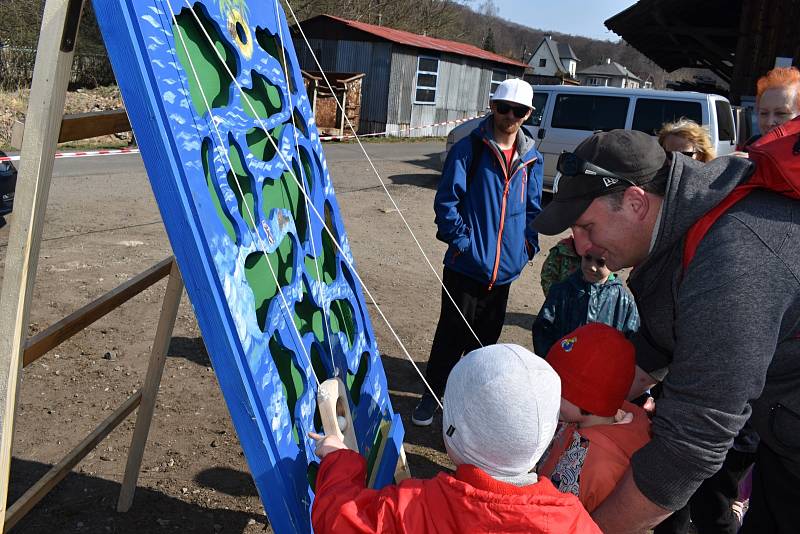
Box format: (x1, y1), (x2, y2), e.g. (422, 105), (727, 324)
(532, 252), (639, 357)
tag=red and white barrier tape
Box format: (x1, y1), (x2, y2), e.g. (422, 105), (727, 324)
(317, 113), (483, 141)
(0, 147), (140, 163)
(0, 114), (484, 162)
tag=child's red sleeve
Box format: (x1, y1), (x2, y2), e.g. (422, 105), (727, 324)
(312, 449), (416, 534)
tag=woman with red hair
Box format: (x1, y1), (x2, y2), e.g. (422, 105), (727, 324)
(756, 66), (800, 135)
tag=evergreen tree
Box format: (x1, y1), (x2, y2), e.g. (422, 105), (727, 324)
(482, 27), (496, 53)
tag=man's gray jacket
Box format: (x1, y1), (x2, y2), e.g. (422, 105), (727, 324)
(628, 153), (800, 510)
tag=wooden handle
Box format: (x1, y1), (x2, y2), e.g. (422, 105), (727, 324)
(317, 378), (358, 451)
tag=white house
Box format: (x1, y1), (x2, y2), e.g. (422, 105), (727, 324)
(577, 58), (642, 88)
(527, 34), (579, 80)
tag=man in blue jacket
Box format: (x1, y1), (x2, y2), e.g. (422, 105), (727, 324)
(412, 78), (543, 426)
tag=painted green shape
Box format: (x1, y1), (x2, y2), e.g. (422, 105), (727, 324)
(201, 138), (237, 243)
(173, 7), (238, 117)
(305, 205), (338, 284)
(347, 352), (370, 406)
(307, 461), (320, 493)
(261, 161), (308, 243)
(227, 138), (256, 232)
(219, 0), (249, 18)
(330, 298), (356, 350)
(269, 335), (305, 445)
(255, 28), (297, 95)
(293, 289), (325, 343)
(244, 236), (294, 331)
(246, 123), (285, 162)
(293, 109), (309, 139)
(309, 344), (329, 384)
(241, 72), (282, 120)
(298, 145), (314, 196)
(364, 421), (388, 485)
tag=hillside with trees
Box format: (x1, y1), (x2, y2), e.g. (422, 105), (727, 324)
(0, 0), (692, 89)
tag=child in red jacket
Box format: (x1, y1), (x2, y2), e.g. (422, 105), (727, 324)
(309, 343), (601, 534)
(537, 323), (652, 512)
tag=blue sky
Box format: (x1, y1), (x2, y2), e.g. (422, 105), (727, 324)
(491, 0), (638, 41)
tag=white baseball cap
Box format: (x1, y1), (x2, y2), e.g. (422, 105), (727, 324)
(491, 78), (534, 108)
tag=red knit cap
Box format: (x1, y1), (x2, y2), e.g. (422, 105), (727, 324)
(546, 323), (635, 417)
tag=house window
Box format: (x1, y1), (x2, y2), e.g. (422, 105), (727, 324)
(539, 58), (547, 67)
(489, 70), (507, 101)
(414, 56), (439, 104)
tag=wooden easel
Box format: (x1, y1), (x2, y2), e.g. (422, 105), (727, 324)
(0, 0), (183, 529)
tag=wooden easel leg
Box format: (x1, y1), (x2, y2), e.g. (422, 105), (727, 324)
(116, 261), (183, 512)
(395, 446), (411, 483)
(0, 0), (85, 527)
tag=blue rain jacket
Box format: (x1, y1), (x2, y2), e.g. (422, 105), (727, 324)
(434, 116), (543, 288)
(532, 271), (640, 357)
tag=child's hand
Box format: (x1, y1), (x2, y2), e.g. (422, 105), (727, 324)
(308, 432), (347, 458)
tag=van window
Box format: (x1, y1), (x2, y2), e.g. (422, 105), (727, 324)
(715, 100), (736, 142)
(551, 94), (628, 131)
(632, 99), (702, 135)
(526, 92), (549, 127)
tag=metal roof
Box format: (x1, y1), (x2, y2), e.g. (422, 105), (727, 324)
(557, 43), (579, 62)
(604, 0), (739, 82)
(301, 15), (528, 69)
(578, 61), (642, 80)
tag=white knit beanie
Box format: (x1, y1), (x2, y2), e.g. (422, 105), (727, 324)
(442, 344), (561, 486)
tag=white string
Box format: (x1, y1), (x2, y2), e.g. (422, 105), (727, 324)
(165, 0), (320, 388)
(273, 0), (337, 379)
(179, 0), (443, 409)
(283, 0), (483, 350)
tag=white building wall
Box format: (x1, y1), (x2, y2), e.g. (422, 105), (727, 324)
(528, 44), (559, 76)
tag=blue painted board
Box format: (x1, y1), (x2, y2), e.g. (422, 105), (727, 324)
(90, 1), (400, 532)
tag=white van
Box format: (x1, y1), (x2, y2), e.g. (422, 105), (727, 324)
(442, 85), (737, 190)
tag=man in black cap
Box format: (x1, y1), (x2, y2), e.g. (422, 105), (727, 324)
(532, 129), (800, 533)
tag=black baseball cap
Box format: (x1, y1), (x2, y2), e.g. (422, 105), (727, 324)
(532, 130), (667, 235)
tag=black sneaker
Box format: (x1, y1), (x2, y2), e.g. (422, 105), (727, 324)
(411, 392), (438, 426)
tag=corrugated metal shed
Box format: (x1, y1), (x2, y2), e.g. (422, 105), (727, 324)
(296, 15), (528, 70)
(293, 15), (528, 137)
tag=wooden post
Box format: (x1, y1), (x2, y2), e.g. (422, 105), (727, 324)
(117, 261), (183, 512)
(0, 0), (85, 525)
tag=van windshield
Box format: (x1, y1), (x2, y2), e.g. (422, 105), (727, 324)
(525, 93), (549, 127)
(632, 98), (703, 135)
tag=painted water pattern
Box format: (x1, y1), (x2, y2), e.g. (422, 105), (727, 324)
(127, 1), (392, 529)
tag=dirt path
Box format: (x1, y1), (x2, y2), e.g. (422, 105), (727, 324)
(1, 143), (564, 533)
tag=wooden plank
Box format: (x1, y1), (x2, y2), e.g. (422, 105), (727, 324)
(394, 446), (411, 483)
(0, 0), (86, 525)
(368, 414), (404, 490)
(116, 262), (183, 512)
(22, 257), (173, 367)
(4, 391), (142, 530)
(58, 110), (131, 143)
(9, 110), (131, 149)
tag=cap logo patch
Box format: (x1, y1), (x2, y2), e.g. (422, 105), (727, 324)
(561, 337), (577, 352)
(552, 172), (562, 194)
(446, 425), (456, 437)
(603, 177), (619, 187)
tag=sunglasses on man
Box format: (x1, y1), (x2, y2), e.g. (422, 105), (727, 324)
(556, 152), (637, 185)
(494, 101), (531, 119)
